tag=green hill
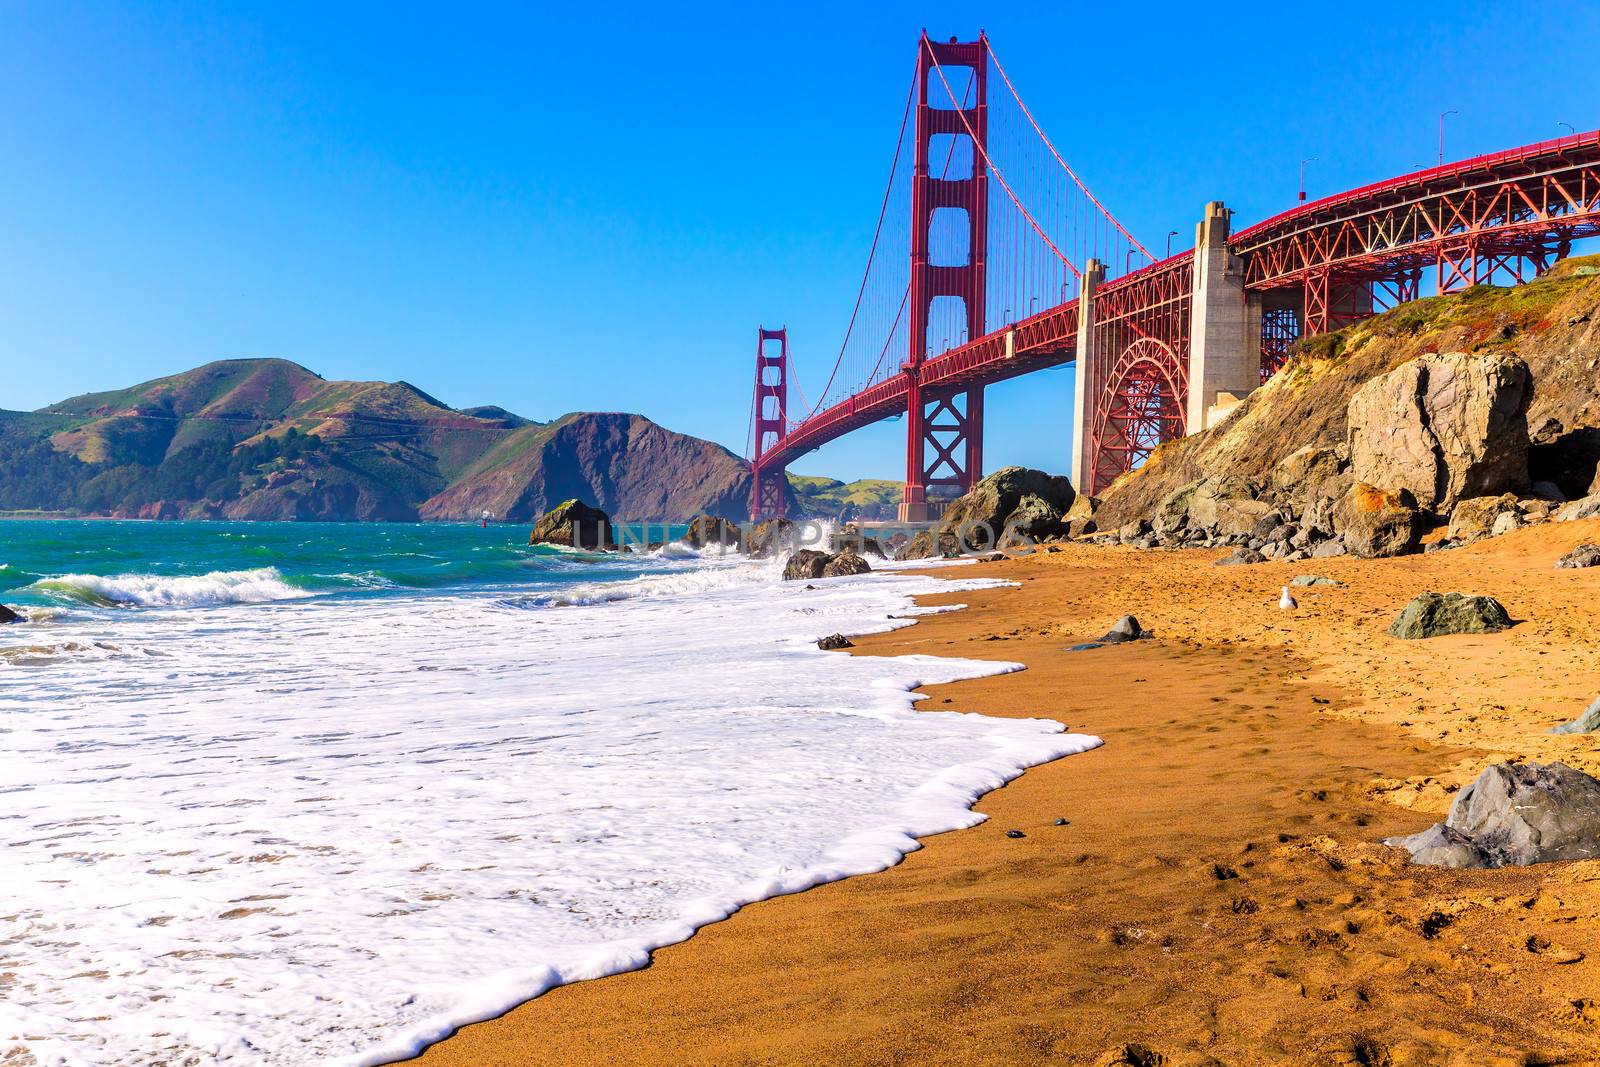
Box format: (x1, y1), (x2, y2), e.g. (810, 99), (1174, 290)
(788, 475), (903, 520)
(0, 359), (812, 522)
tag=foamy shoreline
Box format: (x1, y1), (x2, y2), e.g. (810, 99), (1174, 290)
(1, 532), (1100, 1066)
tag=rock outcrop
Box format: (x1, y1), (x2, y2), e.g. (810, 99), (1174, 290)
(0, 603), (21, 624)
(1387, 762), (1600, 868)
(783, 548), (871, 581)
(821, 549), (871, 577)
(1334, 483), (1424, 558)
(1346, 350), (1531, 511)
(684, 515), (740, 549)
(898, 467), (1075, 559)
(744, 518), (799, 559)
(817, 634), (854, 650)
(1387, 591), (1512, 639)
(529, 499), (615, 550)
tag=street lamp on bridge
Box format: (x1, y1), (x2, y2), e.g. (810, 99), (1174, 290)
(1438, 110), (1458, 166)
(1559, 122), (1577, 136)
(1298, 157), (1317, 202)
(1166, 230), (1177, 257)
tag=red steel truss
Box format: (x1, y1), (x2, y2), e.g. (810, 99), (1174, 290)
(1234, 131), (1600, 331)
(1084, 256), (1191, 493)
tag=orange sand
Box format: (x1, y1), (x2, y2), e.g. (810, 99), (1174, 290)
(414, 520), (1600, 1066)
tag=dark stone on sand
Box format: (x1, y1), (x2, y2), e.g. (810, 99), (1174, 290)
(1386, 591), (1511, 638)
(1556, 543), (1600, 569)
(1098, 615), (1151, 644)
(1004, 829), (1026, 839)
(1054, 818), (1068, 826)
(0, 604), (20, 624)
(1214, 546), (1265, 566)
(1550, 696), (1600, 735)
(817, 633), (854, 651)
(1387, 761), (1600, 868)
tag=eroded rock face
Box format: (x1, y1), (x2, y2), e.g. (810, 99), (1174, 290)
(1152, 474), (1258, 536)
(1446, 494), (1522, 543)
(1335, 483), (1423, 558)
(1388, 762), (1600, 868)
(1346, 351), (1531, 511)
(1273, 445), (1343, 500)
(684, 515), (740, 549)
(1387, 591), (1511, 638)
(0, 604), (21, 624)
(529, 499), (615, 549)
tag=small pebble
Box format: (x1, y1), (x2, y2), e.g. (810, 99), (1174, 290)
(1054, 818), (1068, 826)
(1004, 829), (1025, 839)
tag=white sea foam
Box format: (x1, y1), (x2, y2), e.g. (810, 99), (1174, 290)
(0, 554), (1099, 1065)
(24, 566), (310, 608)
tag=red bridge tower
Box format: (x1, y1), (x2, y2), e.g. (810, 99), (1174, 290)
(748, 327), (789, 521)
(901, 33), (988, 522)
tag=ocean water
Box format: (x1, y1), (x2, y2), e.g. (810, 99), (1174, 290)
(0, 520), (1099, 1065)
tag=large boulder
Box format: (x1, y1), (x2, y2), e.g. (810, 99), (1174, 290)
(530, 499), (615, 550)
(783, 550), (830, 581)
(784, 548), (871, 580)
(1445, 493), (1522, 543)
(1387, 762), (1600, 868)
(898, 467), (1075, 559)
(1387, 591), (1512, 638)
(685, 515), (740, 549)
(1335, 483), (1423, 558)
(744, 518), (799, 558)
(821, 549), (871, 577)
(0, 603), (21, 624)
(1346, 350), (1531, 511)
(1273, 445), (1343, 500)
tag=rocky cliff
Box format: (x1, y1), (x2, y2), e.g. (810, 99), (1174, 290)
(1094, 255), (1600, 530)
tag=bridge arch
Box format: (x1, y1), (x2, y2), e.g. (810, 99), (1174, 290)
(1088, 337), (1187, 494)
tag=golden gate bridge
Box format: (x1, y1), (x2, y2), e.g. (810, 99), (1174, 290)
(747, 31), (1600, 520)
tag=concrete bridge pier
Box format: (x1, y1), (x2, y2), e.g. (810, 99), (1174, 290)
(1068, 258), (1105, 492)
(1185, 201), (1260, 433)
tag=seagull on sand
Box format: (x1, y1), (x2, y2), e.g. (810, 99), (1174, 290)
(1279, 585), (1298, 611)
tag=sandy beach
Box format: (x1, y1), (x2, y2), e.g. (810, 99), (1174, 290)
(416, 519), (1600, 1066)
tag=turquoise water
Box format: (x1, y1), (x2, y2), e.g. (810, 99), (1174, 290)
(0, 519), (692, 613)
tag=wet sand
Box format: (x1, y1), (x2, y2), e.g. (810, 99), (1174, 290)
(415, 520), (1600, 1066)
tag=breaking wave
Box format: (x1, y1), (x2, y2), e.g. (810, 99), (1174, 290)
(24, 567), (312, 609)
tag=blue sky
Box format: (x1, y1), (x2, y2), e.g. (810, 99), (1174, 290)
(2, 2), (1596, 481)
